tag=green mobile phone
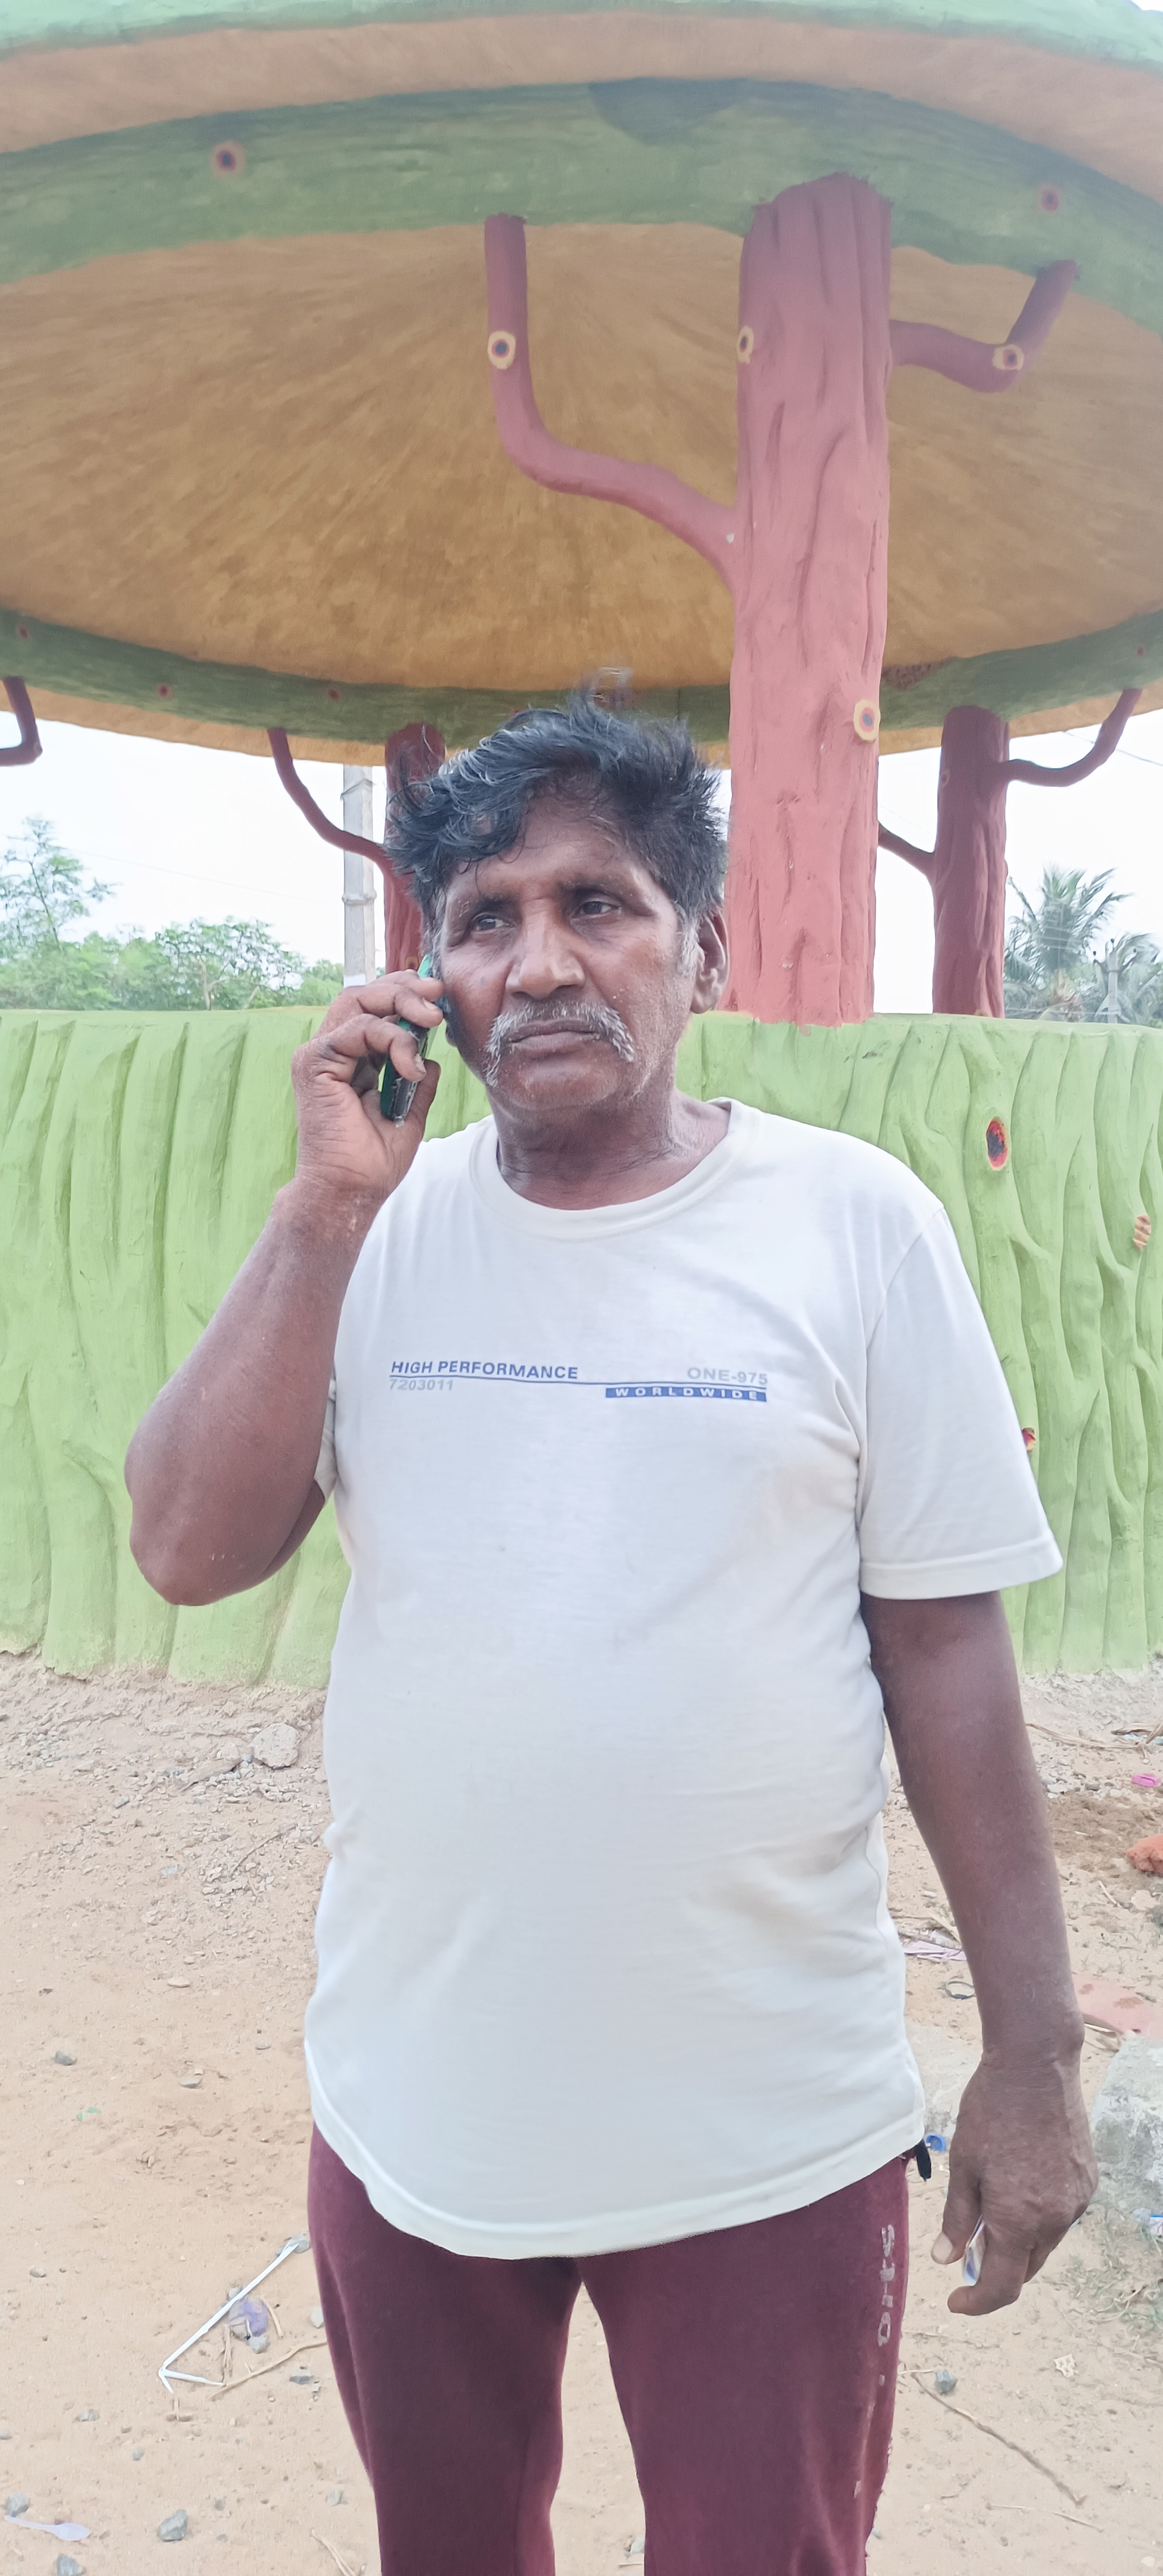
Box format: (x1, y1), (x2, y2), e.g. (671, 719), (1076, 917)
(380, 954), (438, 1123)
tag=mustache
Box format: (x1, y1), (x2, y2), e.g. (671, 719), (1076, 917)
(483, 999), (636, 1080)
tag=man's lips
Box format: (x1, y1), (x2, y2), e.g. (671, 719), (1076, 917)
(508, 1021), (602, 1044)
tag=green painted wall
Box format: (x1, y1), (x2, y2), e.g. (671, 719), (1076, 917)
(2, 1006), (1161, 1680)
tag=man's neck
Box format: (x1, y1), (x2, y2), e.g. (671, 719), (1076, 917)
(490, 1082), (730, 1210)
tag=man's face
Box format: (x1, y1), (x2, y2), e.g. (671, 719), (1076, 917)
(435, 798), (727, 1120)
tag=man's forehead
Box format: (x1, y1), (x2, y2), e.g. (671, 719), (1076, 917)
(444, 826), (656, 909)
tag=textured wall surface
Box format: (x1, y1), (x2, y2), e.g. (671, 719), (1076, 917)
(2, 1006), (1161, 1682)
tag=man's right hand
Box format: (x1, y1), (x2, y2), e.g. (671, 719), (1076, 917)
(291, 969), (446, 1208)
(126, 967), (446, 1606)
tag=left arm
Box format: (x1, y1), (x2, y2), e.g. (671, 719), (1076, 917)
(863, 1588), (1096, 2315)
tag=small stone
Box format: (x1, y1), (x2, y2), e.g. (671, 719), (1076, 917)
(179, 2076), (201, 2089)
(326, 2489), (343, 2507)
(54, 2049), (77, 2067)
(30, 2268), (46, 2279)
(248, 2333), (268, 2354)
(133, 2449), (144, 2463)
(55, 2556), (83, 2576)
(308, 2306), (324, 2329)
(5, 2493), (30, 2517)
(74, 2408), (98, 2421)
(212, 2499), (226, 2514)
(288, 2370), (314, 2385)
(0, 2429), (10, 2441)
(934, 2369), (957, 2395)
(158, 2509), (189, 2542)
(251, 1722), (298, 1771)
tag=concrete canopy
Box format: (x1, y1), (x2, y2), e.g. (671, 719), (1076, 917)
(1, 0), (1161, 761)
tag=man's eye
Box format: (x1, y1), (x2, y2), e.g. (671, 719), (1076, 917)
(576, 896), (618, 917)
(469, 910), (505, 933)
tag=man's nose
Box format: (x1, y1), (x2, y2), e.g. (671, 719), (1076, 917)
(507, 912), (585, 997)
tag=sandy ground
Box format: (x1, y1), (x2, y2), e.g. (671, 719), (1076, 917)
(2, 1650), (1162, 2576)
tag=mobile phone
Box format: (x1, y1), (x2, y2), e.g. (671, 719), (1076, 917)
(380, 954), (439, 1124)
(962, 2220), (985, 2288)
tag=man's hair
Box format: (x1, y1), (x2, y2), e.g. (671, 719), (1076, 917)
(386, 699), (726, 937)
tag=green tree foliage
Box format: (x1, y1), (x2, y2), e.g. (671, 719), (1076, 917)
(1004, 867), (1162, 1024)
(0, 818), (343, 1011)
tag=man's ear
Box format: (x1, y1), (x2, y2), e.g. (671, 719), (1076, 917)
(688, 906), (729, 1016)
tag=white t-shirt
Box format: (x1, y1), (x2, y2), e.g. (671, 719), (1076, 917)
(305, 1101), (1059, 2258)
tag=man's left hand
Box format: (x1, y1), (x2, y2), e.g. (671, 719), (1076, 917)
(931, 2048), (1097, 2314)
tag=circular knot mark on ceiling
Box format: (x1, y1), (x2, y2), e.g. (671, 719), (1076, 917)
(992, 343), (1024, 374)
(736, 326), (755, 365)
(212, 142), (245, 177)
(488, 332), (518, 372)
(1038, 185), (1062, 215)
(853, 699), (880, 742)
(986, 1116), (1010, 1169)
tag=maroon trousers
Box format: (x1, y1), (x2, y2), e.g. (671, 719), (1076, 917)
(309, 2132), (907, 2575)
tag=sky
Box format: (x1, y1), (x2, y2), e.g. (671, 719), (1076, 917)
(3, 0), (1160, 1014)
(2, 704), (1160, 1015)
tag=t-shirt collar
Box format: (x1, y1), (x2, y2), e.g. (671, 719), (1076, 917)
(467, 1098), (750, 1238)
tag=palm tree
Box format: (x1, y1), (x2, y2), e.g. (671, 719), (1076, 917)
(1081, 933), (1163, 1025)
(1003, 868), (1126, 1019)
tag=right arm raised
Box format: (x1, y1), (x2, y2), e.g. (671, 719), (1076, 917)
(125, 971), (445, 1606)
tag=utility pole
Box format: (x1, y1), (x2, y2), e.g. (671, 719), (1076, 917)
(341, 766), (378, 985)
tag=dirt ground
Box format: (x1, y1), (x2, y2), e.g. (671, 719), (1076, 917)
(2, 1650), (1162, 2576)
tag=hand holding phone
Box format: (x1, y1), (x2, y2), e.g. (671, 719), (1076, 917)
(380, 954), (448, 1122)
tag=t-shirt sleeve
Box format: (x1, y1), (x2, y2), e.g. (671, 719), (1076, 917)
(858, 1209), (1062, 1599)
(314, 1375), (337, 1500)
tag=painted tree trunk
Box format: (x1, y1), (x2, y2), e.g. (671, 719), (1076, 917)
(724, 179), (892, 1026)
(484, 197), (1075, 1031)
(384, 722), (444, 969)
(929, 706), (1011, 1016)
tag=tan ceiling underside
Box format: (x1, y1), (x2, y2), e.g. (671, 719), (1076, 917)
(2, 228), (1160, 698)
(2, 12), (1161, 207)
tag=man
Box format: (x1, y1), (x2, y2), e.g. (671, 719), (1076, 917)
(127, 704), (1094, 2576)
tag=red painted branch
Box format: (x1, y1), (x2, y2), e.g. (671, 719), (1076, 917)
(484, 214), (736, 586)
(1003, 687), (1143, 787)
(890, 260), (1078, 392)
(877, 821), (934, 878)
(0, 676), (41, 766)
(267, 727), (386, 869)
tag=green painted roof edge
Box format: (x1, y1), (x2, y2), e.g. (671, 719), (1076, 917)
(5, 600), (1160, 751)
(3, 82), (1162, 345)
(2, 0), (1161, 83)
